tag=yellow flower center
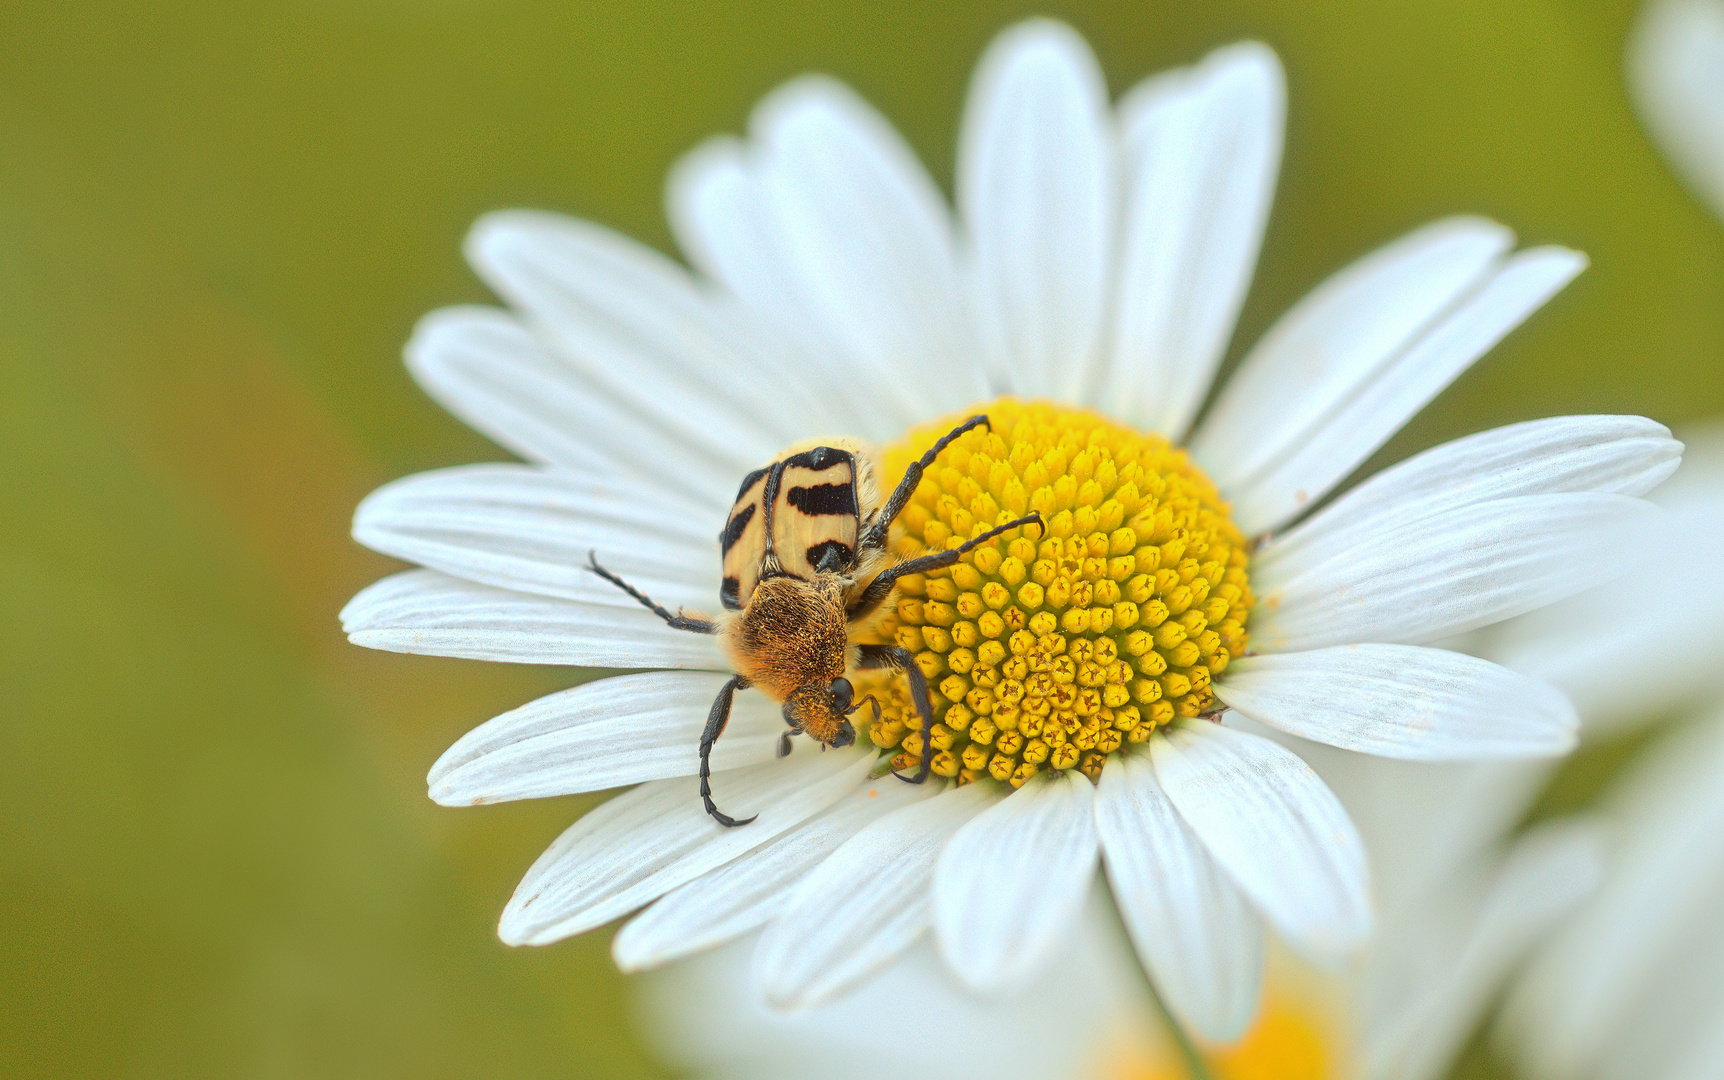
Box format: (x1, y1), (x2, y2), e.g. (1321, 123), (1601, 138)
(860, 399), (1252, 787)
(1100, 999), (1332, 1080)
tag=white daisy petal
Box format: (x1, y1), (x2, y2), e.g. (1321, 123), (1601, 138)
(405, 306), (614, 474)
(613, 775), (935, 973)
(665, 135), (770, 296)
(1256, 415), (1683, 577)
(1630, 0), (1724, 221)
(405, 306), (741, 506)
(352, 463), (719, 611)
(1488, 485), (1724, 736)
(498, 745), (875, 946)
(933, 770), (1099, 992)
(746, 77), (986, 420)
(959, 18), (1116, 399)
(663, 139), (876, 439)
(1219, 244), (1588, 535)
(1252, 492), (1656, 653)
(755, 781), (998, 1010)
(1151, 721), (1372, 964)
(428, 672), (784, 806)
(1095, 750), (1263, 1042)
(1214, 644), (1578, 760)
(1103, 42), (1284, 437)
(1191, 217), (1513, 490)
(465, 210), (819, 455)
(340, 569), (726, 668)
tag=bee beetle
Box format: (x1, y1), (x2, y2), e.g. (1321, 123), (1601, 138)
(588, 414), (1042, 826)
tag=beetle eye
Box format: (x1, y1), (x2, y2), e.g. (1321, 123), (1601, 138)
(829, 676), (854, 714)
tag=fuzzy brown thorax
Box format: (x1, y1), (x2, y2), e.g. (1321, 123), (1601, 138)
(722, 574), (852, 722)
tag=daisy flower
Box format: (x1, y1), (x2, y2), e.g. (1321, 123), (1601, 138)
(635, 748), (1603, 1080)
(342, 18), (1677, 1039)
(1629, 0), (1724, 222)
(1486, 428), (1724, 1080)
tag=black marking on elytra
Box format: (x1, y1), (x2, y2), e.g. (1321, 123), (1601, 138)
(787, 482), (857, 518)
(805, 540), (854, 573)
(784, 446), (847, 471)
(720, 503), (756, 554)
(734, 466), (769, 503)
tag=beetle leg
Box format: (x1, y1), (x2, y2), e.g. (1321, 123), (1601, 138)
(846, 511), (1043, 622)
(700, 675), (757, 827)
(858, 414), (990, 554)
(856, 644), (936, 784)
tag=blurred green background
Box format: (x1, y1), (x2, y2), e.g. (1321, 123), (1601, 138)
(1, 0), (1718, 1077)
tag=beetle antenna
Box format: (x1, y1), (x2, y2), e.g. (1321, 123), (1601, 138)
(586, 550), (718, 635)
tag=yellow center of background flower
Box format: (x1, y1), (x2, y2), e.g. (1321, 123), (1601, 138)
(1100, 999), (1332, 1080)
(860, 399), (1252, 787)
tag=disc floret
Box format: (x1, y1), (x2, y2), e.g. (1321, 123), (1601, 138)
(861, 399), (1252, 787)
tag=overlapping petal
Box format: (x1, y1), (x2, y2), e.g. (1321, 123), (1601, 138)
(1252, 492), (1656, 653)
(1487, 458), (1724, 735)
(1256, 415), (1681, 577)
(1192, 218), (1585, 535)
(352, 463), (719, 612)
(427, 672), (783, 805)
(467, 210), (827, 454)
(744, 78), (985, 421)
(1215, 644), (1578, 760)
(665, 70), (988, 440)
(1100, 42), (1283, 437)
(341, 569), (726, 668)
(1193, 218), (1511, 487)
(1152, 721), (1372, 964)
(959, 19), (1116, 400)
(754, 782), (997, 1009)
(933, 770), (1098, 991)
(1095, 751), (1263, 1041)
(499, 745), (874, 946)
(613, 777), (934, 973)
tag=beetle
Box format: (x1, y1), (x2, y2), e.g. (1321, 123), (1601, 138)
(588, 414), (1042, 825)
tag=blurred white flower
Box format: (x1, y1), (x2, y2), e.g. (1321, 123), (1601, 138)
(637, 749), (1602, 1080)
(1502, 706), (1724, 1080)
(1629, 0), (1724, 222)
(1494, 427), (1724, 1080)
(343, 18), (1673, 1039)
